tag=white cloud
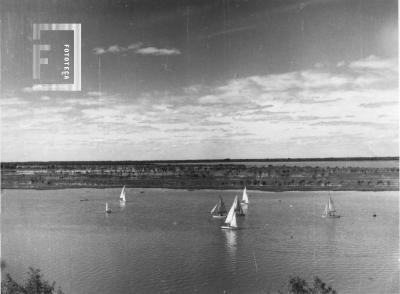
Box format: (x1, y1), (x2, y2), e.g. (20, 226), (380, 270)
(0, 97), (28, 106)
(349, 55), (397, 71)
(360, 101), (398, 108)
(314, 62), (324, 68)
(107, 45), (123, 53)
(94, 45), (126, 55)
(93, 42), (181, 56)
(2, 55), (397, 160)
(127, 42), (143, 50)
(183, 84), (205, 94)
(135, 47), (181, 56)
(21, 87), (34, 93)
(87, 91), (103, 96)
(186, 55), (398, 146)
(197, 95), (220, 104)
(93, 47), (106, 55)
(337, 61), (345, 67)
(63, 98), (106, 106)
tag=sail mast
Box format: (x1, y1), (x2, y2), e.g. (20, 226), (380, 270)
(210, 204), (218, 214)
(323, 203), (328, 216)
(234, 195), (244, 215)
(219, 196), (227, 213)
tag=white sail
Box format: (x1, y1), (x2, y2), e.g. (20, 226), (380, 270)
(242, 187), (249, 204)
(230, 213), (238, 228)
(234, 195), (239, 209)
(210, 204), (218, 214)
(322, 195), (339, 218)
(322, 204), (328, 217)
(106, 202), (109, 211)
(234, 195), (244, 215)
(328, 196), (335, 212)
(119, 186), (126, 202)
(225, 200), (236, 225)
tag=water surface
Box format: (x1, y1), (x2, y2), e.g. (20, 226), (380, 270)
(2, 189), (398, 294)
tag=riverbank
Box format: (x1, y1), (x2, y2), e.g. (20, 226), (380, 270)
(1, 160), (398, 191)
(2, 187), (398, 191)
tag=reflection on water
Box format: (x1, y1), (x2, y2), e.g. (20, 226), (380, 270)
(223, 229), (237, 257)
(324, 218), (338, 242)
(241, 204), (248, 216)
(1, 189), (399, 294)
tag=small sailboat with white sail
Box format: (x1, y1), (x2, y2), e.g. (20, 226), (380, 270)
(119, 185), (126, 206)
(241, 186), (249, 205)
(234, 195), (245, 216)
(322, 196), (340, 218)
(221, 198), (239, 230)
(105, 202), (111, 214)
(211, 195), (228, 218)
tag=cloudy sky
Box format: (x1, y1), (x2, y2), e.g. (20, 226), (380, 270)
(1, 0), (398, 161)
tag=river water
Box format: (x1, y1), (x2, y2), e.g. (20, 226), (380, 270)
(1, 189), (398, 293)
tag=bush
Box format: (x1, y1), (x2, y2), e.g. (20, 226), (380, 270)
(1, 270), (335, 294)
(289, 276), (336, 294)
(1, 268), (64, 294)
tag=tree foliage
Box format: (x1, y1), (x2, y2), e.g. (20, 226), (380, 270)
(289, 276), (337, 294)
(1, 268), (64, 294)
(2, 269), (336, 294)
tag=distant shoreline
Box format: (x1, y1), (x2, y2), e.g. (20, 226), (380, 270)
(1, 156), (398, 165)
(1, 186), (398, 192)
(2, 159), (398, 191)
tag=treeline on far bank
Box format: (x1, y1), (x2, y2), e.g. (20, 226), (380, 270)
(1, 162), (398, 191)
(1, 156), (398, 168)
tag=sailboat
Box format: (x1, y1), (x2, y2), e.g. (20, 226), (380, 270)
(234, 195), (245, 216)
(322, 196), (340, 218)
(211, 195), (228, 218)
(241, 186), (249, 204)
(221, 198), (239, 230)
(119, 185), (126, 205)
(105, 202), (111, 213)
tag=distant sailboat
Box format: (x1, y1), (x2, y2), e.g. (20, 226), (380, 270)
(105, 202), (111, 213)
(322, 196), (340, 218)
(119, 186), (126, 203)
(234, 195), (245, 216)
(211, 195), (228, 218)
(221, 198), (239, 230)
(241, 187), (249, 204)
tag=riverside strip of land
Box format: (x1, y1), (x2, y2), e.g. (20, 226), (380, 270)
(1, 157), (398, 191)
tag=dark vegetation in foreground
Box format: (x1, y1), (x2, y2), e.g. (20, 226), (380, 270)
(286, 276), (337, 294)
(1, 159), (398, 191)
(1, 268), (64, 294)
(1, 268), (336, 294)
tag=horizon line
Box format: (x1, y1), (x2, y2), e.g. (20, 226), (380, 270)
(1, 156), (398, 164)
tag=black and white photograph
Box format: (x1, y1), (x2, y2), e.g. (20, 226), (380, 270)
(0, 0), (398, 293)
